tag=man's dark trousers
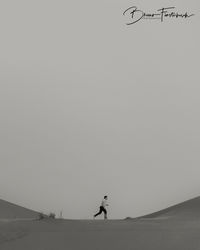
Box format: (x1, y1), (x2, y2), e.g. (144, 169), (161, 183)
(94, 206), (107, 219)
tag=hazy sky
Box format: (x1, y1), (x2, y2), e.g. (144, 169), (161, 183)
(0, 0), (199, 219)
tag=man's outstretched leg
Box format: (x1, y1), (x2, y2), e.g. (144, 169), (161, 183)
(94, 206), (103, 218)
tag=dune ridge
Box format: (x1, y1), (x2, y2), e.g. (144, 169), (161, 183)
(135, 196), (200, 220)
(0, 199), (39, 220)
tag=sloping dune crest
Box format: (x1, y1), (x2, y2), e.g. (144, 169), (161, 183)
(0, 199), (39, 220)
(139, 196), (200, 219)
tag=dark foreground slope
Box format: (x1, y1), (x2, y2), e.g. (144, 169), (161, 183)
(0, 199), (39, 220)
(140, 196), (200, 219)
(0, 218), (200, 250)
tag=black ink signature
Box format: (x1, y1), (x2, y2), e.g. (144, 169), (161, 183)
(123, 7), (195, 25)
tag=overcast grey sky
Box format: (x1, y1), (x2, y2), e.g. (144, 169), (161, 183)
(0, 0), (199, 219)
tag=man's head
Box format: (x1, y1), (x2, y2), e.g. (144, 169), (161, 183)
(104, 195), (108, 200)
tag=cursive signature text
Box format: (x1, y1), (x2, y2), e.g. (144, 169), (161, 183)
(123, 6), (195, 25)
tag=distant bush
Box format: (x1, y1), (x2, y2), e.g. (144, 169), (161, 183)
(38, 212), (46, 220)
(38, 212), (56, 220)
(125, 217), (132, 220)
(48, 212), (56, 219)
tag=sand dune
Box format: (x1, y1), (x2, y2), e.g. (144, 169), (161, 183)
(0, 197), (200, 250)
(139, 196), (200, 219)
(0, 199), (39, 220)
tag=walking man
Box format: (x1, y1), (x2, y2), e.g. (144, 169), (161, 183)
(94, 196), (108, 219)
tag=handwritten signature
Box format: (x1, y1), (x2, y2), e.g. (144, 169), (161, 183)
(123, 7), (195, 25)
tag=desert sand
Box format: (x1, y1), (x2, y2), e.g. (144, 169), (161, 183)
(0, 199), (39, 221)
(1, 197), (200, 250)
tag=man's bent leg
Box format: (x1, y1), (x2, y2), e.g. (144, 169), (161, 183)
(103, 207), (107, 219)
